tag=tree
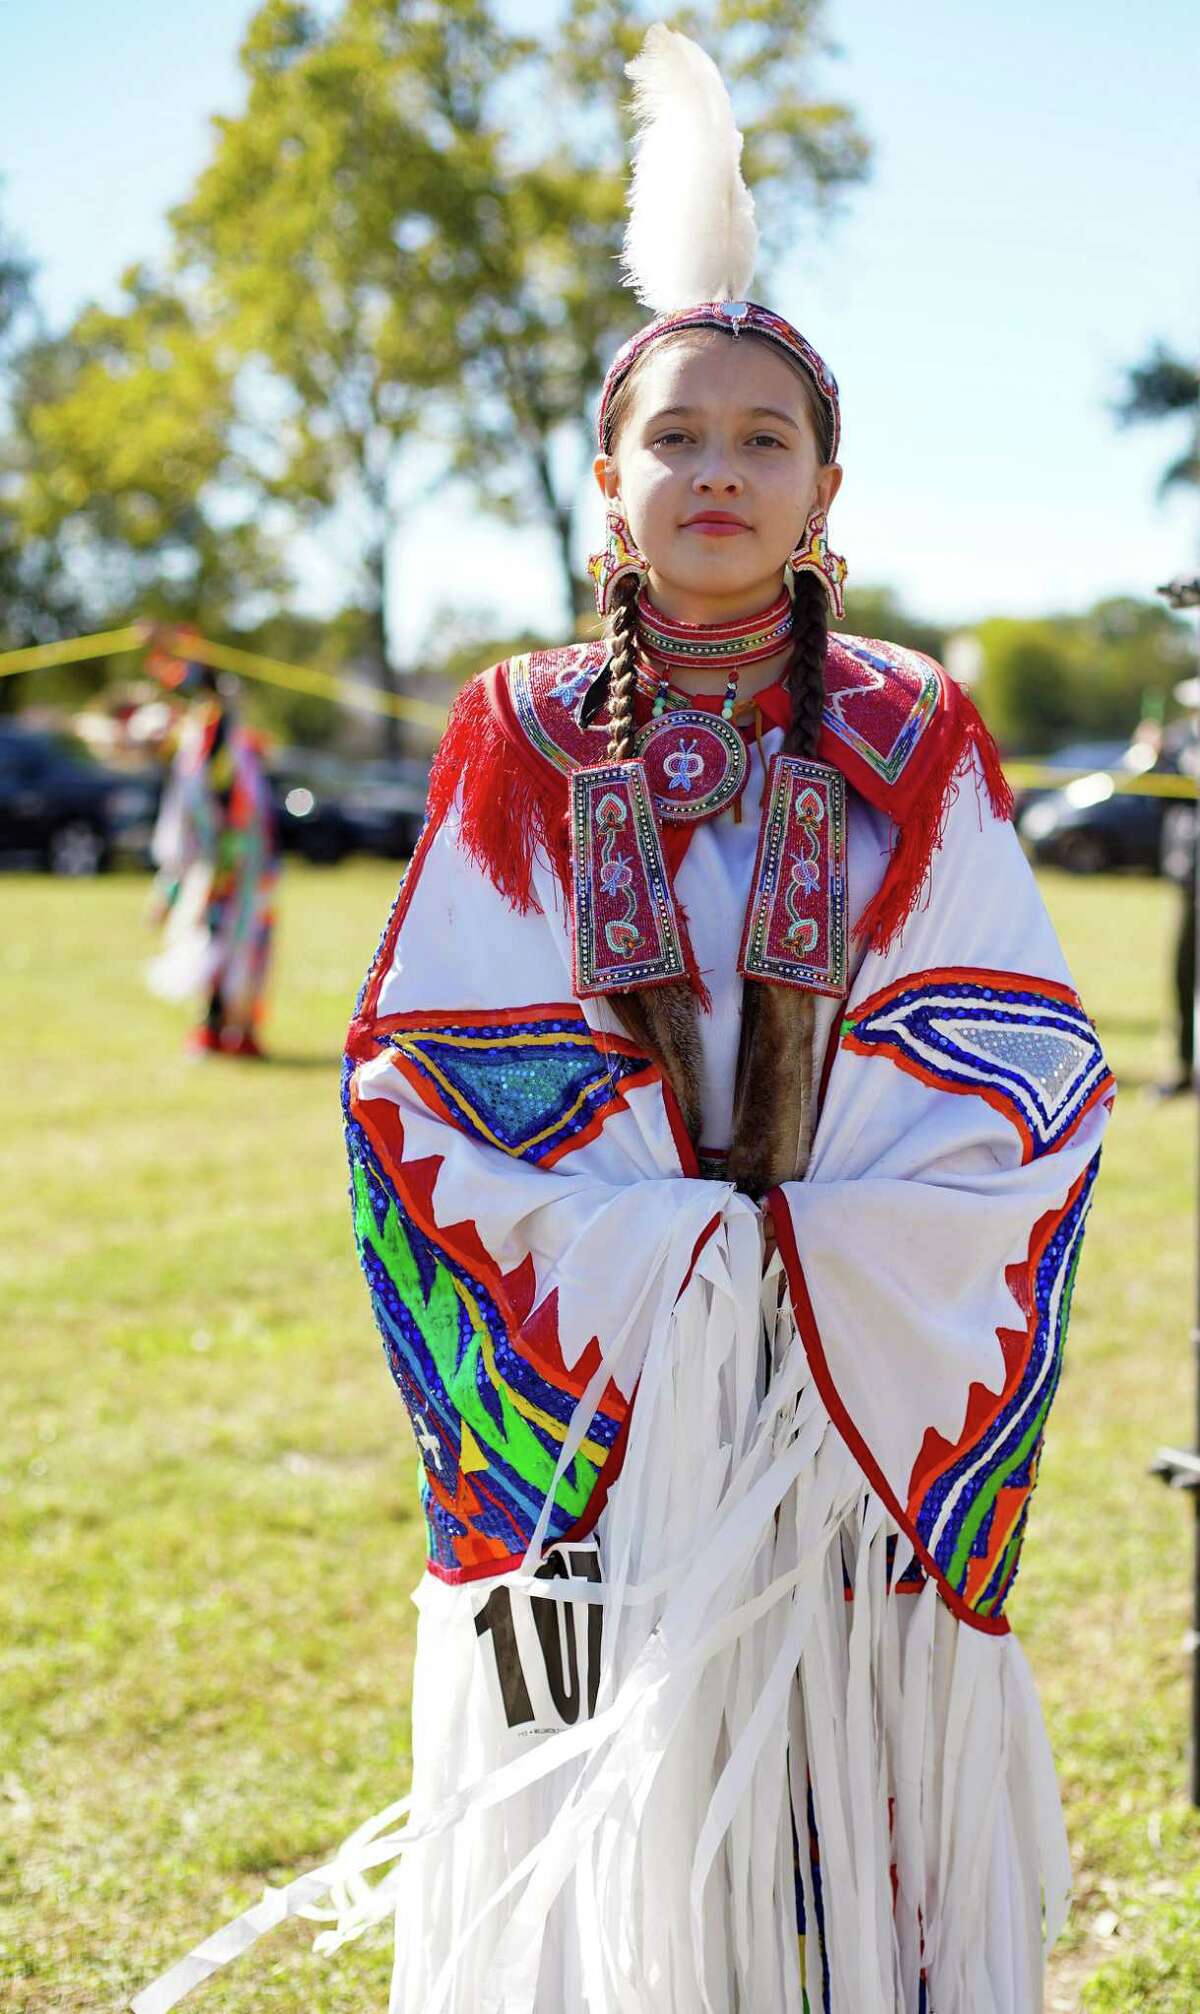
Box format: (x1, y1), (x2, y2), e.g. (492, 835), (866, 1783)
(4, 273), (287, 632)
(837, 585), (946, 664)
(4, 0), (867, 732)
(167, 0), (528, 743)
(0, 202), (94, 684)
(972, 596), (1193, 753)
(1115, 342), (1200, 494)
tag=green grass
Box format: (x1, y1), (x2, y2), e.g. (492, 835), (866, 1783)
(0, 862), (1194, 2011)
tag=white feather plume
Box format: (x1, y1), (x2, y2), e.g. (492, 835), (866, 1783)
(619, 24), (758, 314)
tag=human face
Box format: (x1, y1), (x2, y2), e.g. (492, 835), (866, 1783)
(592, 333), (842, 626)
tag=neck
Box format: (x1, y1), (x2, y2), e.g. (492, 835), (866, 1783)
(644, 568), (787, 629)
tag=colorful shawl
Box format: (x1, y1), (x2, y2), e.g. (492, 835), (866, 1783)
(133, 639), (1113, 2014)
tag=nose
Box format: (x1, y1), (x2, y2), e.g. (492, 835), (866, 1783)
(693, 453), (743, 496)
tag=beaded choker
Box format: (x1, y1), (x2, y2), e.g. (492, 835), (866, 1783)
(635, 584), (794, 674)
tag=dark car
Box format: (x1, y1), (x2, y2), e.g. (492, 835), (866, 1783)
(266, 751), (357, 865)
(338, 756), (431, 859)
(0, 723), (159, 874)
(1009, 739), (1130, 827)
(1016, 740), (1181, 875)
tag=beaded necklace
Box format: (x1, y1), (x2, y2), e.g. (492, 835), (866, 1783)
(637, 583), (793, 723)
(629, 587), (793, 824)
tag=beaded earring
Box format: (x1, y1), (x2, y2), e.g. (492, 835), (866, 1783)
(587, 508), (648, 618)
(786, 510), (848, 620)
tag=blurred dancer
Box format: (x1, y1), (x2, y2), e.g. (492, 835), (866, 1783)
(146, 651), (278, 1059)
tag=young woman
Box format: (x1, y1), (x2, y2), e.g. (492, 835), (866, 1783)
(133, 26), (1113, 2014)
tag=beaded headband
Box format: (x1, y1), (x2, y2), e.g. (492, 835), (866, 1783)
(597, 299), (841, 462)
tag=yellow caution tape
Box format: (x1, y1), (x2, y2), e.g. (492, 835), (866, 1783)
(1005, 762), (1196, 800)
(0, 623), (1195, 793)
(0, 619), (449, 730)
(158, 629), (448, 729)
(0, 623), (150, 675)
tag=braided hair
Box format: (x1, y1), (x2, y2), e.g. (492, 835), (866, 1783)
(782, 569), (829, 761)
(604, 572), (641, 762)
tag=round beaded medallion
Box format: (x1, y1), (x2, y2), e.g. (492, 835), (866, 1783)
(633, 710), (749, 824)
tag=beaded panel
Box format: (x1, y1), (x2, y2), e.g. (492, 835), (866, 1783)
(841, 969), (1114, 1161)
(344, 1063), (626, 1582)
(738, 756), (848, 995)
(376, 1009), (659, 1169)
(569, 759), (685, 994)
(509, 645), (611, 774)
(821, 636), (941, 786)
(506, 637), (950, 813)
(906, 1155), (1100, 1619)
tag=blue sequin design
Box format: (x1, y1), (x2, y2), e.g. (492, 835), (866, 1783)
(844, 975), (1112, 1159)
(341, 1055), (623, 1579)
(380, 1012), (651, 1165)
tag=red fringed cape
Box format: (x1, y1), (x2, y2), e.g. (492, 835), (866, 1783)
(426, 633), (1013, 960)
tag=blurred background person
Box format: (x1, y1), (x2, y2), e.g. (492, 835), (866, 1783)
(145, 643), (278, 1058)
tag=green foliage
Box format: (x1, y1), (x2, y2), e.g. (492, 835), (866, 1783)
(0, 0), (870, 665)
(836, 584), (947, 663)
(1115, 343), (1200, 496)
(973, 597), (1194, 752)
(2, 279), (286, 631)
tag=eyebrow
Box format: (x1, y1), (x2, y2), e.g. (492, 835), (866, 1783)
(644, 405), (800, 431)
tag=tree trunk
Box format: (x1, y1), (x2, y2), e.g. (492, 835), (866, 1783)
(365, 540), (402, 756)
(533, 443), (589, 634)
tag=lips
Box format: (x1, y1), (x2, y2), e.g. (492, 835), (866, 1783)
(682, 513), (750, 536)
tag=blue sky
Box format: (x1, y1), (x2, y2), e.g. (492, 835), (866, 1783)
(2, 0), (1198, 658)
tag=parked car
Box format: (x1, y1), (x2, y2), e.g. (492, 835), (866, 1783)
(1017, 738), (1182, 875)
(0, 723), (158, 873)
(338, 756), (431, 859)
(267, 750), (357, 865)
(1009, 739), (1129, 826)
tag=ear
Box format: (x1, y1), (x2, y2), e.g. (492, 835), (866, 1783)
(815, 463), (844, 515)
(592, 452), (620, 503)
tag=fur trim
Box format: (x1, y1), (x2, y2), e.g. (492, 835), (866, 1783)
(725, 981), (818, 1197)
(608, 980), (706, 1144)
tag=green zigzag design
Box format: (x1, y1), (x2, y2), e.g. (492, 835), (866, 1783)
(352, 1154), (597, 1518)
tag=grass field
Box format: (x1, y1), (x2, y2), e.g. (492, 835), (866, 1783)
(0, 860), (1194, 2012)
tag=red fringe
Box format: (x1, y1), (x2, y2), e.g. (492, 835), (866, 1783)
(429, 673), (713, 1008)
(431, 667), (1014, 993)
(852, 690), (1014, 956)
(427, 676), (571, 915)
